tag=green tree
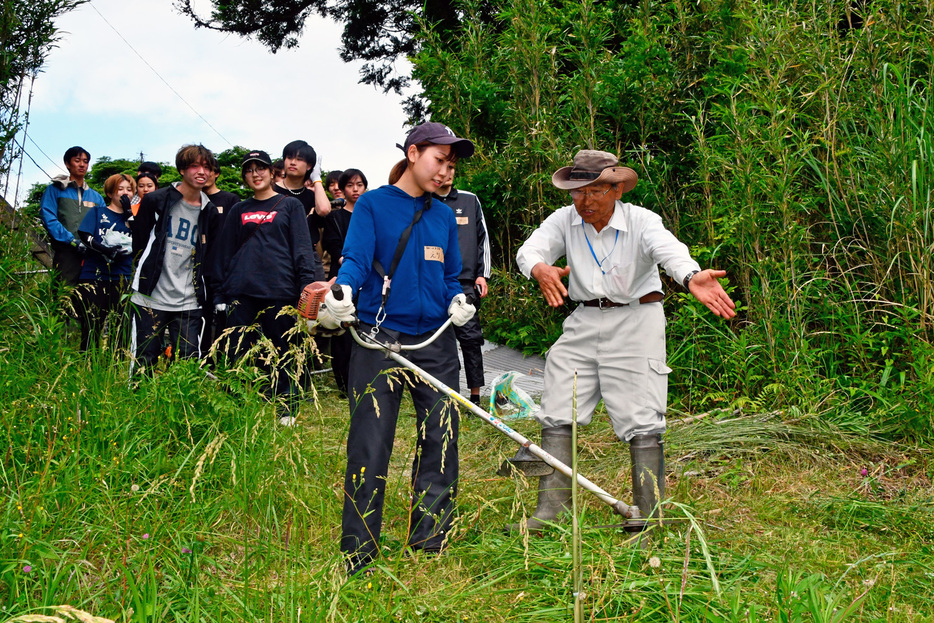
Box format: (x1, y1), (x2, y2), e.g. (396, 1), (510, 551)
(176, 0), (468, 92)
(0, 0), (86, 178)
(416, 0), (934, 424)
(86, 157), (140, 188)
(215, 146), (251, 169)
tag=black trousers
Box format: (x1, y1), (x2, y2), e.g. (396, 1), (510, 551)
(330, 331), (352, 394)
(132, 306), (204, 369)
(74, 279), (128, 351)
(454, 281), (485, 390)
(225, 296), (299, 406)
(341, 324), (460, 567)
(200, 287), (227, 357)
(50, 240), (83, 287)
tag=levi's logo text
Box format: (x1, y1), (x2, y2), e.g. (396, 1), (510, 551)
(424, 246), (444, 262)
(242, 211), (277, 225)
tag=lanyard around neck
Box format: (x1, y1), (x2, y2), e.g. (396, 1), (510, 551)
(582, 226), (619, 275)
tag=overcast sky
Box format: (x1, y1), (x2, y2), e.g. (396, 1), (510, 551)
(7, 0), (412, 204)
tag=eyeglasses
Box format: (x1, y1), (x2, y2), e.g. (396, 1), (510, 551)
(569, 186), (613, 201)
(244, 167), (269, 175)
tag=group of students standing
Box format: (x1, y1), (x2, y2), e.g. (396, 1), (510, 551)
(39, 130), (490, 568)
(40, 136), (489, 406)
(38, 124), (495, 576)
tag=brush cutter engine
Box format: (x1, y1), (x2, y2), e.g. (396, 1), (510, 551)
(298, 280), (333, 320)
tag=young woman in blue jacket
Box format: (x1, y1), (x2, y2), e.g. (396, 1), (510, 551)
(324, 123), (478, 575)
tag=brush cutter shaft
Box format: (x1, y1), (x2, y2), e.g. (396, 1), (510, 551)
(349, 325), (637, 519)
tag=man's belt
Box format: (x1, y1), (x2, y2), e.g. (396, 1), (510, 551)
(580, 292), (664, 309)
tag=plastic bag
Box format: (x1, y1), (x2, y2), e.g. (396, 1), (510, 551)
(101, 228), (132, 252)
(490, 371), (540, 420)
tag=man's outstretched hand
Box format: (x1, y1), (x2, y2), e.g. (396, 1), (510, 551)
(531, 263), (571, 308)
(688, 269), (736, 319)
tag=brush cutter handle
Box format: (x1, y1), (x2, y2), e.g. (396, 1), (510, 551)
(341, 285), (465, 351)
(350, 318), (454, 352)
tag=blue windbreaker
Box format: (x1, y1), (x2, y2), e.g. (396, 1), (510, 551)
(39, 175), (105, 244)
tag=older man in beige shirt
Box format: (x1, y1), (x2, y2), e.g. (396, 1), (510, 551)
(511, 149), (736, 534)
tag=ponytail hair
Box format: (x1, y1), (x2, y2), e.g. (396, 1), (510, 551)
(388, 158), (408, 185)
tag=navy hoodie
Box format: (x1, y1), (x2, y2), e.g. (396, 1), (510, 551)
(336, 184), (462, 335)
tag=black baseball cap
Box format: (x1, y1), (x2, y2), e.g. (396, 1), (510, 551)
(396, 122), (475, 158)
(241, 150), (272, 167)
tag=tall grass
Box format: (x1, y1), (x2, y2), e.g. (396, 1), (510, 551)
(1, 226), (932, 622)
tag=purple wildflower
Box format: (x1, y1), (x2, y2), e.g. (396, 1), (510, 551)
(860, 468), (868, 477)
(142, 533), (150, 540)
(182, 547), (192, 554)
(23, 565), (32, 573)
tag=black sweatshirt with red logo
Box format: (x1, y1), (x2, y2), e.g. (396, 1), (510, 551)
(212, 194), (320, 305)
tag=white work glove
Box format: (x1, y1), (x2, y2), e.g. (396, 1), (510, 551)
(215, 303), (227, 313)
(315, 305), (342, 331)
(311, 157), (323, 184)
(324, 284), (356, 324)
(448, 293), (476, 327)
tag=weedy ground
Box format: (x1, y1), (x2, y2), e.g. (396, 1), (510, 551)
(1, 230), (932, 623)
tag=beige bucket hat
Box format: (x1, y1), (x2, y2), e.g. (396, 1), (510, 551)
(551, 150), (638, 192)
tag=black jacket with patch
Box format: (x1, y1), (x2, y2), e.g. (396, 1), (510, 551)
(434, 188), (491, 283)
(131, 184), (217, 307)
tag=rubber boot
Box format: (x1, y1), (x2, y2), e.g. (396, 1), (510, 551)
(626, 433), (665, 537)
(508, 425), (573, 532)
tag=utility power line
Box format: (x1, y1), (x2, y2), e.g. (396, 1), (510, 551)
(87, 1), (234, 148)
(12, 137), (56, 182)
(26, 133), (66, 175)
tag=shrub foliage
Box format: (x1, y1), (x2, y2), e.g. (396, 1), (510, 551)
(415, 0), (934, 431)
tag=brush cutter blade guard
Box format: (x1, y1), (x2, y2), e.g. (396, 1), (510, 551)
(497, 444), (554, 477)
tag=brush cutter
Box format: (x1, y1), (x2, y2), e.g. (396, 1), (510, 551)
(314, 284), (640, 522)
